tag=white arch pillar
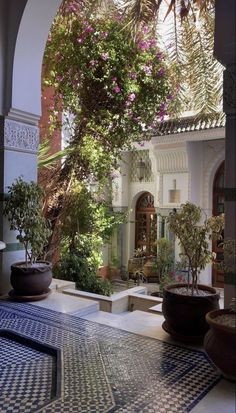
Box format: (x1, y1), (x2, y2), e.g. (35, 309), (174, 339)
(0, 0), (62, 294)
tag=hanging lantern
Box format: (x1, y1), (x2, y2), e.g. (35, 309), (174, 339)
(137, 158), (146, 182)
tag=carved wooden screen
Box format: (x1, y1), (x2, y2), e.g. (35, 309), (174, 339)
(135, 192), (157, 256)
(212, 161), (225, 288)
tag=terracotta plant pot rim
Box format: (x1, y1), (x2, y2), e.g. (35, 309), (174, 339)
(164, 283), (218, 296)
(206, 309), (236, 333)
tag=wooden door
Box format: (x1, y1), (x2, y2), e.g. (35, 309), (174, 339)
(135, 192), (157, 256)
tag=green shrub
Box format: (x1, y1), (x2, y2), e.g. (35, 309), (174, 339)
(55, 235), (113, 296)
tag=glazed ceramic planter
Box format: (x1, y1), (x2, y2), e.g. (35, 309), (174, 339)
(162, 283), (220, 341)
(204, 309), (236, 381)
(10, 261), (52, 297)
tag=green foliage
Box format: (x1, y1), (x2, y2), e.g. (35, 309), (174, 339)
(59, 180), (128, 248)
(154, 238), (174, 278)
(167, 202), (224, 294)
(57, 234), (113, 296)
(4, 178), (51, 265)
(43, 10), (177, 181)
(159, 272), (176, 297)
(38, 139), (66, 169)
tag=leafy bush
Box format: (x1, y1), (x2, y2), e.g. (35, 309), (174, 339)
(55, 234), (113, 296)
(154, 238), (174, 279)
(4, 178), (51, 265)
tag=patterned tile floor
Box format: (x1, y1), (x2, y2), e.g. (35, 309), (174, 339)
(0, 301), (222, 413)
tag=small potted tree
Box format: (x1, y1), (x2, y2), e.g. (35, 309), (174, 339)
(4, 178), (52, 299)
(162, 202), (224, 342)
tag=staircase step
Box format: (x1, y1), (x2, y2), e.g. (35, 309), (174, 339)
(31, 291), (99, 316)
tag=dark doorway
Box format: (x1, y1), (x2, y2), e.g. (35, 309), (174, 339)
(212, 161), (225, 288)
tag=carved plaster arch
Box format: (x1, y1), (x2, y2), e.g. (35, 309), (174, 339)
(8, 0), (62, 123)
(202, 148), (225, 214)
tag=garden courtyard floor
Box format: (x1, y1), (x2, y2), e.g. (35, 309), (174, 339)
(0, 283), (235, 413)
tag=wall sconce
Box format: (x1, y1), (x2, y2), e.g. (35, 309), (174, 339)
(137, 158), (146, 182)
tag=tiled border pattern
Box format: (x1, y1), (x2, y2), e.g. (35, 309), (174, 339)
(0, 302), (220, 413)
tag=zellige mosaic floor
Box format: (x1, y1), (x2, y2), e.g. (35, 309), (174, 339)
(0, 301), (221, 413)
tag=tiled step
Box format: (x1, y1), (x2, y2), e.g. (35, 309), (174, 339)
(30, 291), (99, 316)
(81, 309), (168, 341)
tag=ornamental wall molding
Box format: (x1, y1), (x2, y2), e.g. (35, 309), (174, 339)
(3, 119), (39, 153)
(155, 149), (188, 173)
(151, 127), (225, 147)
(202, 146), (225, 211)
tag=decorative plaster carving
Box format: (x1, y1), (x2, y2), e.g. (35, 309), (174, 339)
(151, 127), (225, 147)
(202, 145), (225, 211)
(203, 140), (225, 175)
(4, 119), (39, 153)
(223, 66), (236, 114)
(156, 149), (188, 173)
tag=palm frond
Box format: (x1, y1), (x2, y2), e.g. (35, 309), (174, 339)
(38, 140), (67, 169)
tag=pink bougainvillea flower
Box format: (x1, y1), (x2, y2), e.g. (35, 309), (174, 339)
(125, 100), (131, 107)
(112, 77), (117, 82)
(85, 25), (94, 33)
(101, 31), (108, 38)
(142, 25), (149, 34)
(137, 40), (150, 51)
(77, 37), (83, 43)
(128, 93), (136, 101)
(101, 52), (109, 61)
(157, 68), (165, 76)
(113, 85), (121, 93)
(143, 65), (152, 75)
(129, 72), (137, 80)
(156, 52), (163, 61)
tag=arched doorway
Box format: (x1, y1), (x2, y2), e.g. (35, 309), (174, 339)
(212, 161), (225, 288)
(135, 192), (157, 256)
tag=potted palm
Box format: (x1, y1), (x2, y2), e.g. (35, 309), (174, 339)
(4, 178), (52, 299)
(162, 202), (224, 342)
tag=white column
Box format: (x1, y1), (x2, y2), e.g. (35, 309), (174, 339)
(0, 117), (39, 294)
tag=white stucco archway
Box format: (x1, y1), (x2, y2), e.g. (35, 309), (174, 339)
(0, 0), (62, 294)
(7, 0), (62, 122)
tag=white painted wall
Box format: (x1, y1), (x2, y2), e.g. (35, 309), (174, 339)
(162, 172), (189, 207)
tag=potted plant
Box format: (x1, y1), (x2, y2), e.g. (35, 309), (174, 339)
(204, 298), (236, 381)
(162, 202), (224, 342)
(204, 240), (236, 381)
(4, 178), (52, 299)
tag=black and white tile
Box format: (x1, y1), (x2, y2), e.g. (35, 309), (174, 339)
(0, 302), (220, 412)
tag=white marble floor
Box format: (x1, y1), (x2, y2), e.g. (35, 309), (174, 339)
(30, 291), (235, 413)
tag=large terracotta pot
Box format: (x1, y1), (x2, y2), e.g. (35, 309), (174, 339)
(162, 283), (220, 341)
(10, 261), (52, 296)
(204, 309), (236, 381)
